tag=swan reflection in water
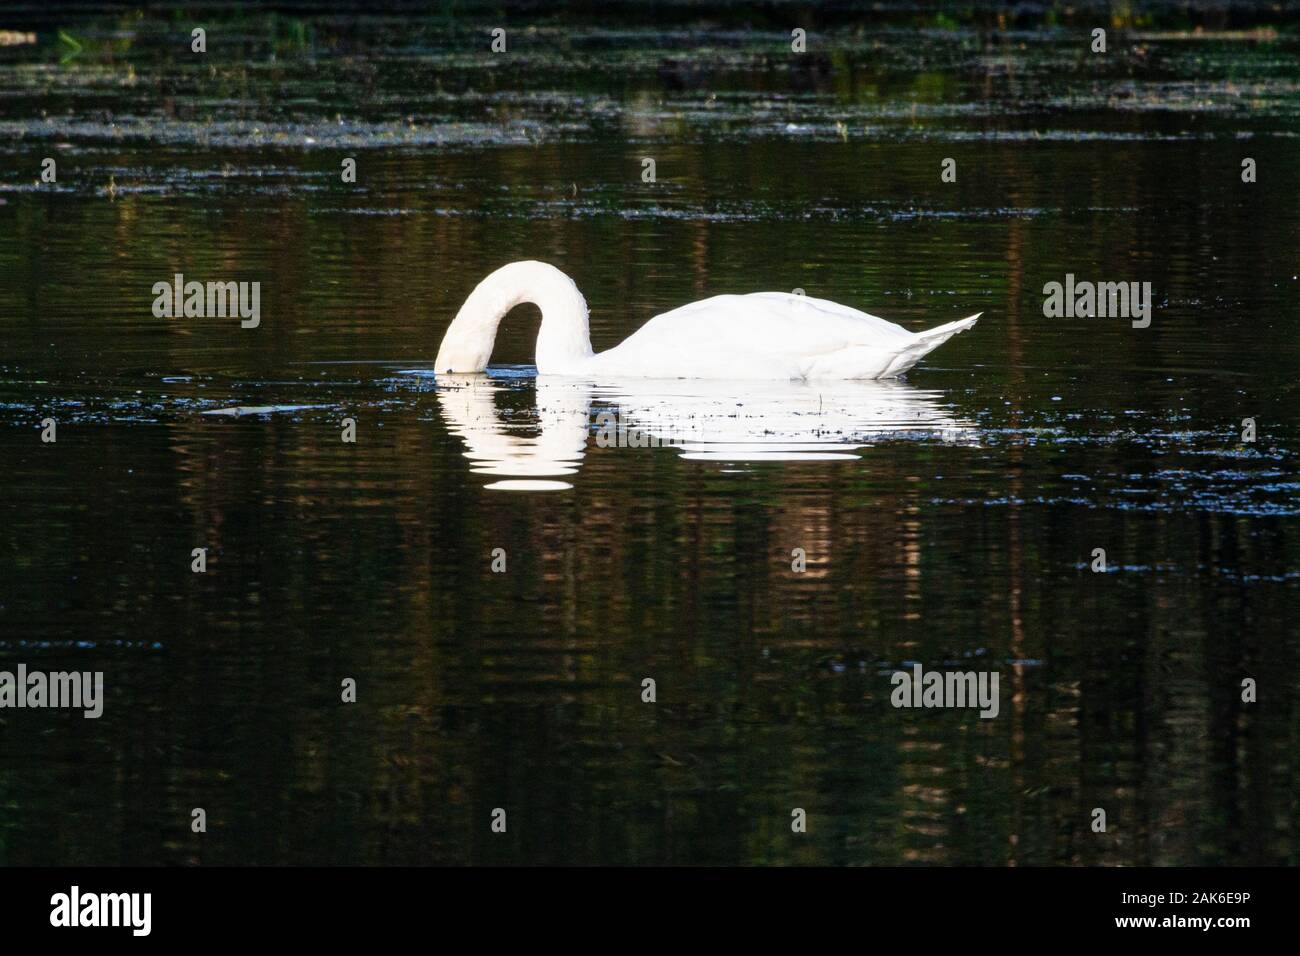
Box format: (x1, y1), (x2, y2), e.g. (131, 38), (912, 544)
(428, 371), (976, 491)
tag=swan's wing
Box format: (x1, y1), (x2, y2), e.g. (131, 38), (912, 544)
(591, 293), (905, 376)
(669, 292), (914, 343)
(742, 292), (914, 339)
(591, 293), (975, 379)
(634, 293), (909, 345)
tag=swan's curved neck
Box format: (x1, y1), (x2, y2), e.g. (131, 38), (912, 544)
(435, 261), (594, 374)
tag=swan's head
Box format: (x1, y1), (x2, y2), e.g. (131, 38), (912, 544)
(435, 261), (593, 374)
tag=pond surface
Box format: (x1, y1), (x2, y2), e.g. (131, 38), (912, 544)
(0, 9), (1297, 865)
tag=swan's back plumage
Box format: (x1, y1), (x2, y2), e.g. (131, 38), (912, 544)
(587, 291), (977, 380)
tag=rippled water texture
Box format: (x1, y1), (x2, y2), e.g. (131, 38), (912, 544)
(0, 8), (1297, 865)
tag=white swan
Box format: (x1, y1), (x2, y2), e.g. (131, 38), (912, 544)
(435, 261), (979, 380)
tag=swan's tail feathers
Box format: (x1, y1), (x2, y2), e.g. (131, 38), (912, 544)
(879, 313), (981, 377)
(914, 312), (981, 344)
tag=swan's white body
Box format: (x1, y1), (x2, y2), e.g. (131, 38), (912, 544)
(435, 261), (978, 380)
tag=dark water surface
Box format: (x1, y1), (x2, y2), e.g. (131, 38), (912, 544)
(1, 11), (1297, 865)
